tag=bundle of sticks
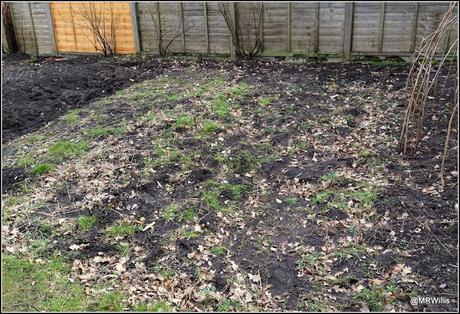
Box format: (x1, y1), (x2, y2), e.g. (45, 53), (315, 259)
(400, 2), (458, 185)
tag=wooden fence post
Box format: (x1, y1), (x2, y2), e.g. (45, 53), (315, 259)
(230, 2), (236, 59)
(203, 2), (209, 54)
(130, 2), (141, 53)
(27, 2), (38, 55)
(156, 2), (162, 54)
(287, 2), (291, 54)
(1, 2), (18, 53)
(378, 2), (385, 53)
(260, 2), (264, 53)
(180, 2), (186, 53)
(410, 3), (419, 53)
(314, 2), (320, 54)
(46, 3), (57, 54)
(343, 2), (354, 61)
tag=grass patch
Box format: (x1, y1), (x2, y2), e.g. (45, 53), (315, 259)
(179, 207), (197, 223)
(258, 96), (275, 106)
(117, 243), (130, 257)
(211, 97), (231, 118)
(334, 244), (368, 261)
(106, 221), (137, 237)
(140, 111), (157, 124)
(210, 246), (227, 256)
(182, 230), (200, 239)
(351, 190), (377, 206)
(228, 82), (249, 97)
(134, 300), (173, 312)
(320, 172), (345, 186)
(174, 115), (194, 129)
(48, 140), (89, 160)
(62, 109), (81, 124)
(200, 121), (222, 134)
(201, 180), (248, 212)
(96, 291), (124, 312)
(300, 121), (315, 131)
(311, 191), (334, 205)
(296, 251), (324, 275)
(284, 196), (298, 206)
(2, 255), (87, 312)
(202, 192), (221, 210)
(31, 163), (55, 176)
(82, 126), (125, 138)
(25, 135), (47, 144)
(162, 203), (178, 222)
(228, 150), (256, 174)
(77, 215), (97, 231)
(353, 286), (387, 311)
(217, 299), (240, 312)
(18, 155), (35, 168)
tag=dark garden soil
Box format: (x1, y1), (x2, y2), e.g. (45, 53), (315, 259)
(1, 54), (458, 312)
(1, 54), (174, 141)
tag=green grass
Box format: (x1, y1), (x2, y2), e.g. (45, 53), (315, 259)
(353, 287), (386, 311)
(31, 163), (55, 176)
(82, 126), (125, 138)
(202, 192), (221, 210)
(62, 109), (81, 124)
(28, 239), (50, 258)
(200, 121), (221, 134)
(320, 172), (344, 185)
(134, 300), (173, 312)
(210, 246), (227, 256)
(296, 251), (327, 276)
(284, 196), (298, 206)
(217, 299), (240, 312)
(96, 291), (124, 312)
(223, 183), (247, 200)
(153, 264), (174, 280)
(228, 82), (249, 97)
(300, 121), (315, 131)
(140, 111), (157, 123)
(106, 221), (137, 236)
(48, 140), (89, 160)
(334, 244), (367, 261)
(228, 150), (256, 174)
(351, 190), (377, 206)
(311, 191), (334, 205)
(358, 149), (371, 158)
(18, 155), (35, 168)
(182, 230), (200, 239)
(211, 97), (231, 118)
(26, 135), (47, 144)
(319, 116), (330, 124)
(201, 180), (247, 212)
(178, 207), (197, 223)
(162, 203), (178, 222)
(77, 215), (97, 231)
(165, 93), (181, 102)
(258, 96), (275, 106)
(2, 255), (87, 312)
(117, 243), (130, 257)
(174, 115), (194, 129)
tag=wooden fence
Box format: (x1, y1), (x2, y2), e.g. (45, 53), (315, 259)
(3, 2), (458, 58)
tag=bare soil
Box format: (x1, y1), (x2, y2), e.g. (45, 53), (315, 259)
(1, 54), (457, 312)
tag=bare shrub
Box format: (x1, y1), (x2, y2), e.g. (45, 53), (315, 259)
(400, 2), (458, 184)
(219, 2), (264, 58)
(147, 3), (195, 56)
(71, 3), (119, 56)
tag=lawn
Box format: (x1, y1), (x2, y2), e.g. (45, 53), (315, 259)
(1, 55), (457, 312)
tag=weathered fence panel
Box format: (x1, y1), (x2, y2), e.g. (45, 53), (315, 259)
(4, 1), (457, 58)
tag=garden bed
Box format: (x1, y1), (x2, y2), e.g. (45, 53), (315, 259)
(1, 55), (457, 312)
